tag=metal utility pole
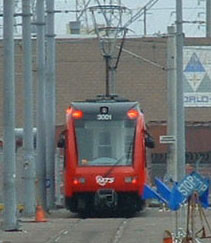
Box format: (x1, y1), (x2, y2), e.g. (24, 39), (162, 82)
(3, 0), (18, 230)
(176, 0), (185, 182)
(143, 7), (147, 36)
(167, 26), (177, 181)
(46, 0), (56, 210)
(206, 0), (211, 37)
(36, 0), (47, 209)
(176, 0), (186, 234)
(22, 0), (36, 216)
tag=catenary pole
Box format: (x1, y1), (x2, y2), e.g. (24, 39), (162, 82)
(206, 0), (211, 37)
(3, 0), (18, 230)
(143, 7), (147, 36)
(167, 25), (180, 237)
(36, 0), (47, 209)
(176, 0), (185, 182)
(46, 0), (56, 210)
(167, 26), (177, 182)
(176, 0), (186, 233)
(22, 0), (36, 216)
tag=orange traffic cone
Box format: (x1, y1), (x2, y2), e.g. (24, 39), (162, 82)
(163, 230), (173, 243)
(35, 204), (47, 222)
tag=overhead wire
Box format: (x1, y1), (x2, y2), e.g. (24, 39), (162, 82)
(116, 45), (166, 70)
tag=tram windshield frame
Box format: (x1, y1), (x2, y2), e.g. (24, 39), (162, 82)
(74, 118), (136, 167)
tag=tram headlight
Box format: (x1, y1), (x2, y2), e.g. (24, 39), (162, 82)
(127, 109), (139, 119)
(73, 177), (86, 185)
(72, 110), (83, 119)
(124, 176), (137, 184)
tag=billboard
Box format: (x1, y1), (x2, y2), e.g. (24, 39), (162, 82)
(184, 46), (211, 107)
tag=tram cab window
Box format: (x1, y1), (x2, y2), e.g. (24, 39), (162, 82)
(75, 119), (136, 166)
(98, 131), (112, 157)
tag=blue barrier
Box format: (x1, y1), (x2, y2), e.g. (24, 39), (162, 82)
(143, 171), (210, 211)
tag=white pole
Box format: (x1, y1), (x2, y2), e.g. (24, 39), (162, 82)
(3, 0), (18, 231)
(46, 0), (56, 210)
(36, 0), (47, 209)
(206, 0), (211, 37)
(176, 0), (185, 182)
(22, 0), (36, 216)
(176, 0), (186, 233)
(167, 26), (177, 182)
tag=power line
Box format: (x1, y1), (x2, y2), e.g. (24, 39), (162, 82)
(151, 7), (205, 10)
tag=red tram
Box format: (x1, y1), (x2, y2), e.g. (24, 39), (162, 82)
(58, 96), (154, 214)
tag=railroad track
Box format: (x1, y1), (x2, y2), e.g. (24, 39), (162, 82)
(45, 214), (132, 243)
(1, 208), (210, 242)
(46, 218), (82, 243)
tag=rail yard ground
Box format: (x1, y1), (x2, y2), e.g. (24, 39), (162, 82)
(1, 206), (211, 243)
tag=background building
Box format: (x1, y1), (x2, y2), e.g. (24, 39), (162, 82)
(0, 36), (211, 192)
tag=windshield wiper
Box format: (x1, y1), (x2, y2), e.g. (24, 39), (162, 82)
(104, 140), (133, 178)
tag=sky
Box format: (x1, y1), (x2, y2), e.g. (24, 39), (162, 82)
(53, 0), (207, 37)
(0, 0), (207, 37)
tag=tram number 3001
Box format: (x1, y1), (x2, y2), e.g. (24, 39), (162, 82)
(97, 114), (112, 120)
(177, 174), (208, 197)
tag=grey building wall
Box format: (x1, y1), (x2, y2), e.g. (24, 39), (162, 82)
(1, 37), (211, 200)
(1, 37), (211, 138)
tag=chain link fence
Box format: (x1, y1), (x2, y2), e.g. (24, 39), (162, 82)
(150, 152), (211, 182)
(0, 150), (211, 207)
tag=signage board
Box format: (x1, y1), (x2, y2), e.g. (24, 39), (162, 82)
(184, 46), (211, 107)
(177, 171), (209, 198)
(144, 172), (210, 211)
(159, 135), (176, 144)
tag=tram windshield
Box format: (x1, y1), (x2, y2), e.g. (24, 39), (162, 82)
(75, 119), (136, 166)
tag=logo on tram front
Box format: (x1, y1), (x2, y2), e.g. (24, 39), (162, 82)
(96, 175), (115, 186)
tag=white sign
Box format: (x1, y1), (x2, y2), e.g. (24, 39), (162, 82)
(159, 135), (176, 144)
(177, 173), (209, 198)
(184, 46), (211, 107)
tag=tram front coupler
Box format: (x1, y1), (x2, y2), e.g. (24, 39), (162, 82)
(94, 189), (118, 209)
